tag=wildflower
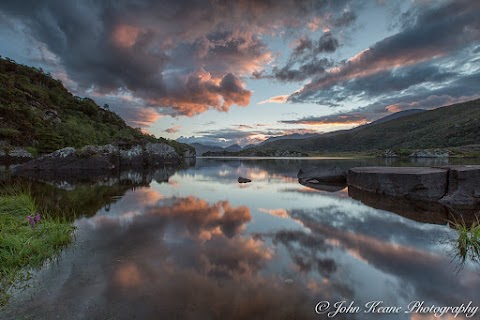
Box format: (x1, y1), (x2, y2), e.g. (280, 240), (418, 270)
(26, 213), (41, 229)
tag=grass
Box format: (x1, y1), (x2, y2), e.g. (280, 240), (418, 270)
(450, 217), (480, 266)
(0, 185), (75, 306)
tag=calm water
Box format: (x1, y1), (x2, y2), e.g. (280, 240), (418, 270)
(2, 158), (480, 320)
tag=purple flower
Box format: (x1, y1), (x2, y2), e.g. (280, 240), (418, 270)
(26, 213), (41, 229)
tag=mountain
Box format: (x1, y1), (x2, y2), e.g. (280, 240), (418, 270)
(365, 109), (426, 126)
(243, 144), (257, 150)
(0, 57), (193, 155)
(259, 133), (319, 145)
(258, 99), (480, 152)
(224, 144), (242, 152)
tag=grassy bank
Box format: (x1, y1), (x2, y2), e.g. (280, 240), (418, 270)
(0, 188), (74, 306)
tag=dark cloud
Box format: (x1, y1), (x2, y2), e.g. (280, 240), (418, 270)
(259, 32), (340, 82)
(293, 32), (340, 56)
(0, 0), (358, 118)
(289, 0), (480, 107)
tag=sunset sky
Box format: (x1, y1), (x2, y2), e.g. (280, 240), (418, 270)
(0, 0), (479, 146)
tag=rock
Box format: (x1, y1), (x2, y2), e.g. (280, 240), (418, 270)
(299, 179), (346, 192)
(43, 109), (61, 123)
(379, 150), (399, 158)
(347, 167), (448, 201)
(440, 165), (480, 206)
(13, 142), (184, 177)
(8, 147), (33, 158)
(347, 186), (478, 225)
(238, 177), (252, 183)
(347, 166), (480, 211)
(297, 166), (347, 184)
(144, 142), (178, 166)
(0, 143), (34, 162)
(409, 149), (450, 158)
(182, 148), (196, 158)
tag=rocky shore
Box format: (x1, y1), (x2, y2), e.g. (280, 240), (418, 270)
(12, 142), (195, 179)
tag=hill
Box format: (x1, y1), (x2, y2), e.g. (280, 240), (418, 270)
(189, 143), (225, 156)
(0, 57), (193, 156)
(258, 133), (319, 145)
(257, 99), (480, 153)
(366, 109), (426, 126)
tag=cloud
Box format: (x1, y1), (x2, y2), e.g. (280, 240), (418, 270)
(258, 95), (289, 104)
(255, 31), (342, 82)
(289, 0), (480, 106)
(281, 113), (368, 125)
(146, 196), (252, 239)
(165, 126), (181, 134)
(0, 0), (358, 118)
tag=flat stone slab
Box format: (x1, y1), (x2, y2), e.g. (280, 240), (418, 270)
(440, 165), (480, 206)
(348, 166), (449, 202)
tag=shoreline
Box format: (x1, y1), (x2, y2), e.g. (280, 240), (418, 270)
(0, 189), (75, 306)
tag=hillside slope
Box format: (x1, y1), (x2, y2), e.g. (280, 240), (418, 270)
(0, 57), (192, 155)
(260, 99), (480, 152)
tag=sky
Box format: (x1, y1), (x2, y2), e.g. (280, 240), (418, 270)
(0, 0), (479, 147)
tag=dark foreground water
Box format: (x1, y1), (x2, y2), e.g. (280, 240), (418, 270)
(1, 157), (480, 320)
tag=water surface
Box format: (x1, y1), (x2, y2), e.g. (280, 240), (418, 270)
(1, 158), (480, 320)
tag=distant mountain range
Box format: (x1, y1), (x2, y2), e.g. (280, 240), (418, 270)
(258, 133), (320, 145)
(181, 108), (434, 155)
(182, 99), (480, 156)
(257, 99), (480, 153)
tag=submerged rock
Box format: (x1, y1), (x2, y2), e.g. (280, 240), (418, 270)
(238, 177), (252, 183)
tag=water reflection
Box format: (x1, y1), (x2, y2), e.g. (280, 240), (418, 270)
(2, 158), (480, 320)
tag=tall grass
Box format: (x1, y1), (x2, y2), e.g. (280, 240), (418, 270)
(450, 216), (480, 266)
(0, 185), (75, 306)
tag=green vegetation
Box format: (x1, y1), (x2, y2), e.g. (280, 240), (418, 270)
(0, 186), (75, 306)
(451, 218), (480, 266)
(259, 99), (480, 154)
(0, 57), (193, 155)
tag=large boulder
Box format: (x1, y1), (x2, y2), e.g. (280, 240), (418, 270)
(347, 167), (449, 201)
(440, 165), (480, 206)
(144, 142), (178, 166)
(297, 166), (347, 184)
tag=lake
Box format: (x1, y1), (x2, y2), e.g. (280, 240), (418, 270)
(1, 157), (480, 320)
